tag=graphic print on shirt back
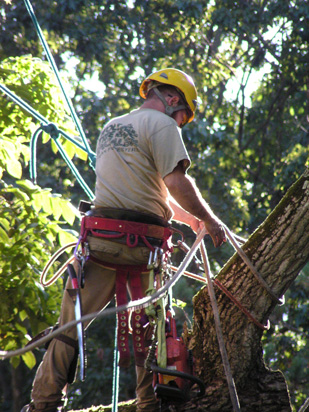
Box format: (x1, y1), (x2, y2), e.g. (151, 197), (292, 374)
(97, 123), (139, 159)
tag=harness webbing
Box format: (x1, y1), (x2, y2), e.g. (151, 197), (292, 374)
(1, 228), (208, 360)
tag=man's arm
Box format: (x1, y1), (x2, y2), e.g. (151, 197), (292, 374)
(164, 164), (226, 247)
(168, 197), (202, 233)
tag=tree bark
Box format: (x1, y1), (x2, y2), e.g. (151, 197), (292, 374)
(182, 167), (309, 411)
(70, 168), (309, 412)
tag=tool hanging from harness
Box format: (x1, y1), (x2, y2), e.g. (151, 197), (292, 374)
(143, 246), (206, 407)
(151, 311), (205, 405)
(76, 204), (174, 368)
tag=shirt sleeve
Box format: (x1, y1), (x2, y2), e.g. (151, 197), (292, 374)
(149, 123), (191, 179)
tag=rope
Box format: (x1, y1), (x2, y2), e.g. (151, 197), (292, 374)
(0, 83), (94, 155)
(30, 124), (95, 200)
(40, 242), (77, 287)
(0, 82), (49, 125)
(0, 228), (207, 360)
(177, 227), (279, 331)
(298, 397), (309, 412)
(213, 279), (270, 331)
(37, 124), (95, 200)
(223, 224), (284, 305)
(23, 0), (96, 170)
(170, 265), (270, 331)
(112, 314), (119, 412)
(200, 240), (241, 412)
(0, 83), (95, 200)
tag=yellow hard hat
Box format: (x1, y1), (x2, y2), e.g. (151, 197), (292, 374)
(139, 68), (198, 123)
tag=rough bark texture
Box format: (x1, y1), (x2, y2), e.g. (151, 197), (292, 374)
(182, 167), (309, 411)
(72, 168), (309, 412)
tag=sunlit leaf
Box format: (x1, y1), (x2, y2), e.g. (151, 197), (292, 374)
(21, 351), (36, 369)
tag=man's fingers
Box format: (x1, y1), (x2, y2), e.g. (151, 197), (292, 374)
(215, 226), (226, 247)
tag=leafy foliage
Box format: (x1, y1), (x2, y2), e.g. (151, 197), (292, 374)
(0, 56), (80, 372)
(0, 0), (308, 411)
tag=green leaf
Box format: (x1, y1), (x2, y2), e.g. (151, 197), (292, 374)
(0, 218), (10, 231)
(60, 199), (79, 225)
(6, 159), (22, 178)
(49, 195), (62, 220)
(15, 323), (28, 335)
(10, 356), (21, 369)
(21, 351), (36, 369)
(0, 226), (10, 244)
(58, 229), (78, 246)
(19, 310), (28, 322)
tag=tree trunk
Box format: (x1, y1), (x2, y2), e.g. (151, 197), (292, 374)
(182, 167), (309, 411)
(70, 168), (309, 412)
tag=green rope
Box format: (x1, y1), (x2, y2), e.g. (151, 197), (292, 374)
(0, 82), (95, 154)
(30, 123), (95, 200)
(112, 315), (119, 412)
(0, 82), (49, 125)
(0, 83), (95, 200)
(23, 0), (95, 170)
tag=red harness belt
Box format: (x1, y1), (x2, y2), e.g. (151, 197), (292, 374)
(81, 215), (171, 367)
(81, 215), (173, 252)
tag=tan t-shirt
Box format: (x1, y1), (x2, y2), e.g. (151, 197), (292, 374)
(94, 108), (190, 221)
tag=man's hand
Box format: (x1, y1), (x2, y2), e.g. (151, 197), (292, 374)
(164, 165), (227, 247)
(203, 218), (226, 248)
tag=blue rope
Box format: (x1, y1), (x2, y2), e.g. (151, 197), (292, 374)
(0, 82), (49, 125)
(23, 0), (95, 170)
(31, 123), (95, 200)
(112, 315), (119, 412)
(0, 83), (96, 199)
(29, 126), (43, 184)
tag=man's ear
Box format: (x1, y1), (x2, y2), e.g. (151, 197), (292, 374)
(170, 96), (180, 107)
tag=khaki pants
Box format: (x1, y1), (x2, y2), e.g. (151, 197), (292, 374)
(31, 238), (160, 411)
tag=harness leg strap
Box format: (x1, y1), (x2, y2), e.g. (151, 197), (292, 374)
(128, 270), (148, 367)
(115, 268), (131, 368)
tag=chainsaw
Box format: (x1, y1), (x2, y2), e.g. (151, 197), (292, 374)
(151, 310), (205, 407)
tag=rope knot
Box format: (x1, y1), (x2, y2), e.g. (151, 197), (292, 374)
(41, 122), (60, 140)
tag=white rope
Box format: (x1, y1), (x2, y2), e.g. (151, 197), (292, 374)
(40, 242), (77, 287)
(200, 240), (241, 412)
(0, 228), (207, 360)
(223, 224), (284, 305)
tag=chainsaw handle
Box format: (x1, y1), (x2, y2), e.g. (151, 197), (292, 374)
(151, 364), (206, 398)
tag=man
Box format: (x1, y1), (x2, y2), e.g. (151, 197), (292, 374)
(22, 68), (226, 412)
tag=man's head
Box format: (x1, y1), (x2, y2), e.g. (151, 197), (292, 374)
(139, 68), (198, 127)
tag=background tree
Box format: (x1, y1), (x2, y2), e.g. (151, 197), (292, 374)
(0, 0), (308, 411)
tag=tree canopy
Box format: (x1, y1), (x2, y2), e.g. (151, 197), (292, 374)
(0, 0), (308, 411)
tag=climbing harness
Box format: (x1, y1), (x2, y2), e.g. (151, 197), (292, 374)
(1, 228), (207, 358)
(80, 215), (173, 252)
(0, 225), (285, 412)
(76, 207), (174, 369)
(0, 2), (286, 411)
